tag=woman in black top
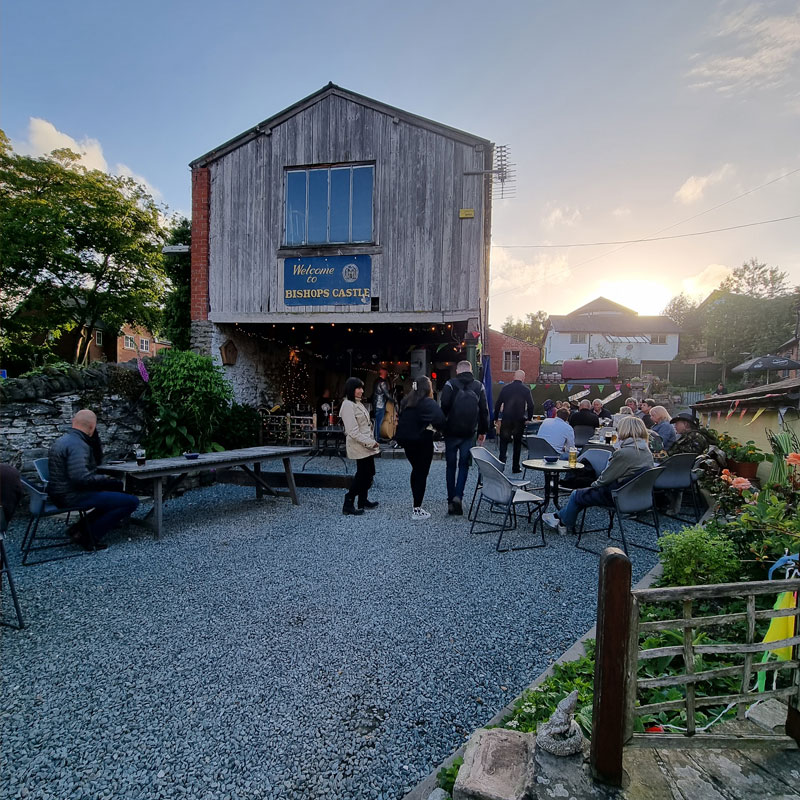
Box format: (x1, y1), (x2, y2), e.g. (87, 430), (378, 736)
(395, 376), (446, 520)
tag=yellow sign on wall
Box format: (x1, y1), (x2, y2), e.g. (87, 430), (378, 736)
(459, 208), (475, 219)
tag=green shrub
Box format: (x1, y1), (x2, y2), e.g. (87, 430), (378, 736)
(144, 350), (233, 456)
(659, 524), (739, 587)
(436, 757), (463, 794)
(213, 402), (262, 450)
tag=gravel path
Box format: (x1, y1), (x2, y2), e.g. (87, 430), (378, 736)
(1, 455), (672, 799)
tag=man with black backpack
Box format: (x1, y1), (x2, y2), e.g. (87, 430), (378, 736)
(440, 360), (489, 515)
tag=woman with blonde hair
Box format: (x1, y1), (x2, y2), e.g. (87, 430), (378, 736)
(648, 405), (677, 450)
(543, 416), (654, 535)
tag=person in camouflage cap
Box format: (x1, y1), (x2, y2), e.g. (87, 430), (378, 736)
(668, 412), (717, 455)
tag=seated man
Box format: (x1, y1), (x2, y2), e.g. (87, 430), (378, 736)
(569, 399), (601, 429)
(668, 412), (716, 455)
(47, 409), (139, 550)
(536, 408), (574, 455)
(638, 398), (655, 429)
(542, 417), (654, 535)
(591, 398), (613, 421)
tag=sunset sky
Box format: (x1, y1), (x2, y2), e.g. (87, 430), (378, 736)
(3, 1), (798, 327)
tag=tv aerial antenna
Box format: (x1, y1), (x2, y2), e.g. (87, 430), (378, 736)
(464, 144), (516, 199)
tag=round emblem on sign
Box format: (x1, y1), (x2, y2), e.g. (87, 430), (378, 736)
(342, 263), (359, 283)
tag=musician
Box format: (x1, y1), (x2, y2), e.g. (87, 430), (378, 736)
(371, 368), (392, 441)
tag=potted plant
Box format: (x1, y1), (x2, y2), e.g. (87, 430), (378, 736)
(717, 433), (767, 480)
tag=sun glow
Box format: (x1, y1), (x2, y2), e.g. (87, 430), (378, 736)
(591, 280), (673, 316)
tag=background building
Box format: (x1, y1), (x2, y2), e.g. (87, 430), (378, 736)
(544, 297), (679, 365)
(189, 84), (494, 407)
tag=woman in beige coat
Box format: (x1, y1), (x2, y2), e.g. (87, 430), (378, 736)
(339, 376), (380, 515)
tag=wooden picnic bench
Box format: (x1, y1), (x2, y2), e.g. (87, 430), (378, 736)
(98, 445), (309, 538)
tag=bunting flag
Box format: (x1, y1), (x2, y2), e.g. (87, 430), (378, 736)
(746, 407), (766, 426)
(626, 383), (631, 388)
(598, 385), (605, 393)
(716, 410), (722, 420)
(583, 384), (591, 390)
(615, 384), (622, 392)
(733, 399), (740, 410)
(529, 383), (536, 390)
(560, 383), (566, 392)
(726, 406), (735, 420)
(545, 383), (550, 388)
(739, 408), (748, 420)
(707, 412), (712, 427)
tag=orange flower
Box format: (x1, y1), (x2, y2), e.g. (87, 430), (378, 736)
(721, 469), (731, 476)
(731, 477), (752, 491)
(786, 453), (800, 467)
(721, 472), (733, 484)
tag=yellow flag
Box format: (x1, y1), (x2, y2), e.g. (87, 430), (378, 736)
(746, 407), (766, 426)
(757, 592), (796, 692)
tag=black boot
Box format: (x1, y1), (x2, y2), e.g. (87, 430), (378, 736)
(343, 497), (364, 516)
(359, 499), (379, 510)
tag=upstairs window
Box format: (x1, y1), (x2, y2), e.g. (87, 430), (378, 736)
(123, 335), (135, 350)
(285, 164), (374, 245)
(139, 338), (150, 352)
(95, 330), (104, 346)
(502, 350), (521, 372)
(570, 333), (586, 344)
(650, 334), (667, 345)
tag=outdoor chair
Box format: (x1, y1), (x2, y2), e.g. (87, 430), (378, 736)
(653, 453), (704, 523)
(0, 507), (24, 629)
(468, 447), (529, 521)
(575, 466), (664, 555)
(579, 442), (615, 455)
(579, 447), (612, 476)
(33, 458), (50, 483)
(572, 425), (596, 448)
(469, 449), (545, 552)
(522, 436), (561, 488)
(19, 479), (88, 566)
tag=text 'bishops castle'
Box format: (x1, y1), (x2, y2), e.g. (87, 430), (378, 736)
(284, 288), (371, 300)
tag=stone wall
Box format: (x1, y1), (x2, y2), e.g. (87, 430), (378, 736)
(0, 363), (147, 477)
(208, 324), (285, 408)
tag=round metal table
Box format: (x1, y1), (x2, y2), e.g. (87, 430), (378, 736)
(521, 458), (585, 509)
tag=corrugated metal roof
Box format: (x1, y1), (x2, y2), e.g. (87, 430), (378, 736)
(692, 376), (800, 408)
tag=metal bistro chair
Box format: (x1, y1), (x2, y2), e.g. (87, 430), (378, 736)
(469, 451), (545, 552)
(0, 507), (24, 629)
(468, 447), (529, 521)
(19, 479), (88, 566)
(572, 425), (596, 448)
(521, 436), (560, 489)
(579, 447), (612, 477)
(575, 466), (664, 555)
(653, 453), (704, 523)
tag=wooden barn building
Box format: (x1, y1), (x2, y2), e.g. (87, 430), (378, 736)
(189, 84), (494, 408)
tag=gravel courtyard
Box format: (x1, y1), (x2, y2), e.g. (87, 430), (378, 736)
(1, 456), (670, 800)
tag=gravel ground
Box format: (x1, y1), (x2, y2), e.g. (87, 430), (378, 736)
(1, 455), (678, 800)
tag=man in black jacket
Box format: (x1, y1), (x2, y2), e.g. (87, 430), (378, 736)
(440, 361), (489, 515)
(48, 409), (139, 550)
(569, 399), (601, 429)
(494, 369), (534, 473)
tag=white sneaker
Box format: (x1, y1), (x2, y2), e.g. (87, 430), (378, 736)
(412, 507), (431, 520)
(542, 512), (568, 536)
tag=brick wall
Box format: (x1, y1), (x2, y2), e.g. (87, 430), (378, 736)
(191, 166), (210, 321)
(486, 329), (541, 381)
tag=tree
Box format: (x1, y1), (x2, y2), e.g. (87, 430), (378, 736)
(501, 310), (548, 346)
(161, 217), (192, 350)
(662, 292), (697, 327)
(700, 258), (799, 377)
(0, 132), (168, 366)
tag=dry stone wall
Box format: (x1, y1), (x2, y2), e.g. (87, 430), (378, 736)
(0, 363), (147, 477)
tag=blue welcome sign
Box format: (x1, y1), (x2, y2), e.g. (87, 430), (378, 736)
(283, 255), (372, 306)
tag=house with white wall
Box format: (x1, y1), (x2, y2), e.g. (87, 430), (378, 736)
(544, 297), (679, 365)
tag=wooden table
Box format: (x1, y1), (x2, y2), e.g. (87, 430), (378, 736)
(98, 445), (309, 537)
(522, 458), (585, 509)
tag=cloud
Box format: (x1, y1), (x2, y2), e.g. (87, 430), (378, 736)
(489, 247), (571, 298)
(612, 206), (631, 218)
(542, 204), (582, 229)
(682, 263), (732, 299)
(12, 117), (163, 201)
(13, 118), (108, 171)
(688, 5), (800, 99)
(674, 163), (734, 204)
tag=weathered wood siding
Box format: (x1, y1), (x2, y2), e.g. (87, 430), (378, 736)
(207, 93), (489, 319)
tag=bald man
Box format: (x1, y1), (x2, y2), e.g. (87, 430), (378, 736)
(493, 369), (534, 473)
(47, 410), (139, 551)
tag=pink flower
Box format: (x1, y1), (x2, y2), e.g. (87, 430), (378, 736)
(137, 358), (149, 383)
(731, 477), (751, 491)
(786, 453), (800, 467)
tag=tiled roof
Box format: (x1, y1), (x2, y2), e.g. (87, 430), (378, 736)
(548, 315), (679, 334)
(692, 376), (800, 408)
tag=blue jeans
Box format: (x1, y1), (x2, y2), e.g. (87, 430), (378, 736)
(445, 436), (473, 501)
(557, 485), (614, 529)
(72, 491), (140, 542)
(374, 407), (385, 440)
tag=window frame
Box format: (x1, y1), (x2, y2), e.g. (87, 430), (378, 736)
(502, 350), (521, 372)
(570, 333), (587, 344)
(123, 335), (135, 350)
(284, 162), (375, 247)
(95, 330), (104, 346)
(139, 337), (150, 353)
(650, 334), (667, 345)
